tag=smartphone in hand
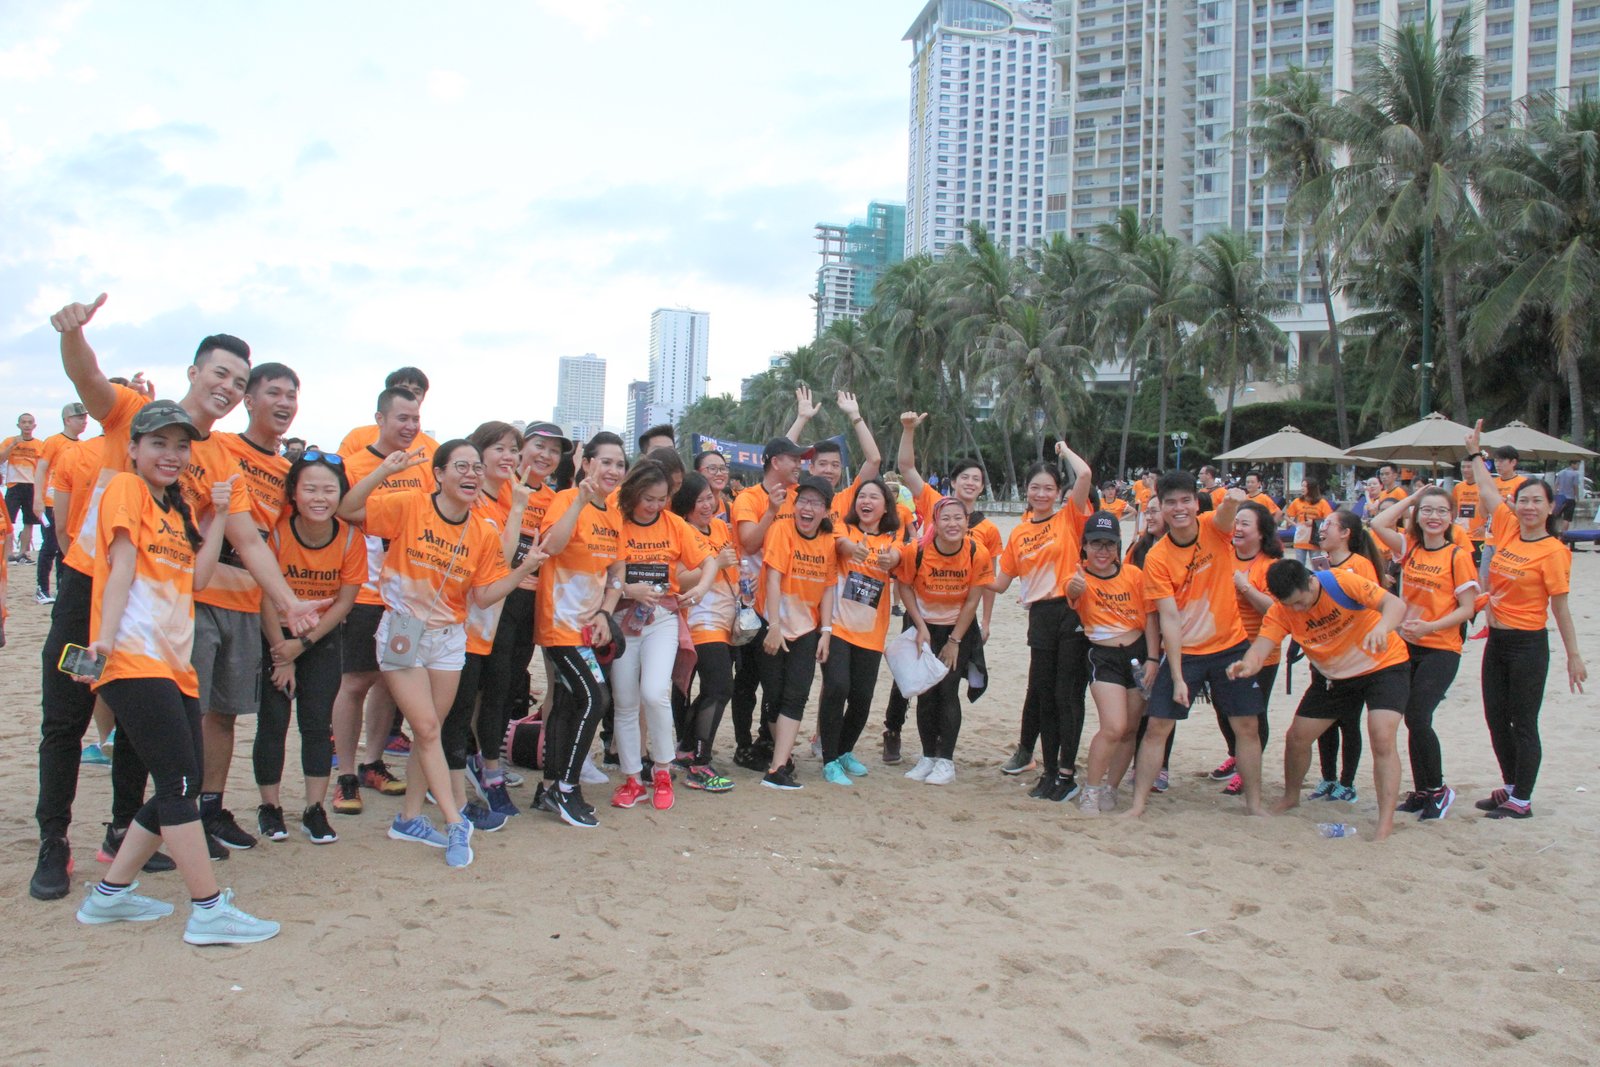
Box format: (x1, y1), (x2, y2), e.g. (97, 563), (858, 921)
(58, 643), (106, 681)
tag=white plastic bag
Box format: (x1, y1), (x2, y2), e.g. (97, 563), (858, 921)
(884, 626), (949, 698)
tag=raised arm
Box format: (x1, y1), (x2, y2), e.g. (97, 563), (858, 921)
(1465, 420), (1503, 517)
(835, 391), (880, 482)
(49, 294), (120, 419)
(1054, 440), (1092, 510)
(896, 412), (929, 498)
(784, 385), (823, 442)
(1367, 487), (1417, 557)
(337, 448), (428, 523)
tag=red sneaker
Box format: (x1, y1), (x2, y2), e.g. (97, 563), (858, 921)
(652, 769), (675, 811)
(1208, 756), (1237, 781)
(611, 776), (648, 809)
(1221, 773), (1243, 796)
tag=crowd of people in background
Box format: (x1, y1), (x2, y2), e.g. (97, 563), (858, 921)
(5, 293), (1587, 946)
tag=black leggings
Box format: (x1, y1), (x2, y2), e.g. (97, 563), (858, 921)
(1403, 643), (1459, 792)
(686, 641), (733, 763)
(498, 588), (538, 723)
(441, 653), (486, 772)
(97, 677), (202, 835)
(1023, 598), (1090, 776)
(760, 631), (820, 723)
(253, 630), (340, 784)
(731, 623), (772, 746)
(1217, 663), (1275, 756)
(1315, 667), (1361, 786)
(474, 593), (527, 762)
(1482, 627), (1548, 801)
(916, 624), (978, 760)
(543, 646), (612, 786)
(818, 638), (883, 764)
(36, 506), (61, 594)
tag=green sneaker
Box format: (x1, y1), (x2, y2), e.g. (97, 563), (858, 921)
(838, 752), (869, 777)
(685, 766), (734, 793)
(77, 882), (174, 925)
(823, 760), (854, 786)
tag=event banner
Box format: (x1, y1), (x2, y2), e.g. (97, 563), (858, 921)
(691, 434), (851, 473)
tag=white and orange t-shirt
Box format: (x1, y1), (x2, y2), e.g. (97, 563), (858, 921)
(1284, 497), (1333, 550)
(363, 490), (508, 630)
(268, 516), (366, 607)
(90, 473), (201, 696)
(1233, 551), (1281, 666)
(1485, 504), (1570, 631)
(898, 535), (993, 627)
(912, 482), (1002, 564)
(685, 518), (738, 646)
(617, 509), (711, 598)
(1141, 515), (1249, 655)
(338, 424), (440, 460)
(462, 486), (519, 655)
(1259, 569), (1406, 680)
(53, 436), (104, 551)
(833, 524), (907, 653)
(194, 432), (289, 615)
(1397, 539), (1478, 653)
(731, 481), (794, 576)
(63, 385), (150, 575)
(536, 489), (623, 647)
(1071, 562), (1148, 645)
(1, 434), (42, 486)
(998, 501), (1093, 607)
(762, 519), (838, 640)
(344, 444), (438, 607)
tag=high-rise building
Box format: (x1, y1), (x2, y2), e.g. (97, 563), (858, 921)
(552, 353), (606, 443)
(625, 380), (653, 454)
(905, 0), (1056, 257)
(647, 308), (709, 429)
(813, 201), (906, 336)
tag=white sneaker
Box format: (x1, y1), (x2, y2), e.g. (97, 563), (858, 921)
(1077, 785), (1102, 815)
(925, 758), (956, 785)
(810, 737), (823, 760)
(904, 756), (937, 781)
(1099, 784), (1119, 812)
(580, 757), (609, 785)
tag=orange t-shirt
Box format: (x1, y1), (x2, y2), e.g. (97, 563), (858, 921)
(267, 517), (366, 606)
(1330, 551), (1379, 583)
(195, 432), (289, 614)
(1260, 569), (1405, 680)
(617, 510), (711, 595)
(1141, 514), (1249, 655)
(1233, 551), (1282, 666)
(898, 534), (992, 627)
(1452, 482), (1486, 542)
(1102, 498), (1128, 521)
(914, 482), (1002, 564)
(1071, 562), (1148, 645)
(344, 445), (438, 606)
(1133, 481), (1153, 509)
(731, 481), (793, 575)
(998, 501), (1093, 607)
(1284, 497), (1333, 549)
(36, 432), (79, 507)
(1205, 485), (1227, 508)
(180, 433), (256, 614)
(63, 385), (149, 575)
(462, 487), (518, 655)
(1485, 504), (1570, 631)
(536, 489), (623, 647)
(2, 435), (43, 485)
(762, 519), (838, 640)
(363, 490), (508, 630)
(1247, 492), (1279, 516)
(90, 473), (201, 696)
(833, 524), (908, 652)
(685, 518), (738, 646)
(53, 437), (102, 544)
(830, 480), (859, 520)
(338, 424), (440, 460)
(1484, 476), (1524, 546)
(514, 481), (557, 592)
(1397, 539), (1479, 653)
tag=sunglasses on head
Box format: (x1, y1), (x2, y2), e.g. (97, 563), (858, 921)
(299, 449), (343, 465)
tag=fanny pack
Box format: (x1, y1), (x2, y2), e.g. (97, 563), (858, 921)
(380, 516), (468, 668)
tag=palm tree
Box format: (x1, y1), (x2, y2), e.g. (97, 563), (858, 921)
(1109, 233), (1191, 467)
(1172, 231), (1294, 458)
(815, 317), (883, 395)
(1240, 65), (1351, 448)
(874, 255), (965, 469)
(980, 300), (1094, 475)
(941, 224), (1022, 473)
(1089, 208), (1153, 477)
(1324, 7), (1484, 421)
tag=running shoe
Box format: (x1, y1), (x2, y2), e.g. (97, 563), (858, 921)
(1048, 772), (1081, 802)
(881, 730), (903, 765)
(81, 743), (111, 767)
(206, 834), (230, 862)
(652, 769), (675, 811)
(601, 750), (621, 767)
(388, 814), (447, 846)
(256, 804), (289, 842)
(19, 552), (34, 565)
(580, 757), (609, 784)
(96, 823), (176, 873)
(733, 745), (766, 772)
(29, 836), (73, 901)
(904, 756), (937, 782)
(445, 820), (474, 868)
(205, 809), (258, 850)
(1484, 799), (1532, 820)
(1308, 779), (1337, 800)
(502, 768), (525, 787)
(1000, 744), (1034, 775)
(1077, 785), (1102, 816)
(484, 780), (519, 818)
(823, 760), (853, 786)
(810, 737), (823, 760)
(1420, 786), (1455, 822)
(1098, 784), (1119, 812)
(1397, 791), (1428, 814)
(462, 802), (509, 832)
(1151, 769), (1170, 794)
(183, 889), (280, 945)
(358, 760), (407, 796)
(570, 785), (597, 819)
(76, 881), (173, 925)
(761, 767), (803, 790)
(35, 587), (55, 605)
(684, 766), (734, 792)
(301, 803), (338, 843)
(464, 754), (488, 801)
(1474, 788), (1510, 812)
(1208, 756), (1237, 781)
(1221, 773), (1243, 796)
(384, 732), (413, 758)
(925, 758), (956, 786)
(545, 786), (599, 828)
(839, 752), (868, 777)
(1027, 773), (1056, 799)
(332, 774), (363, 814)
(1329, 784), (1358, 803)
(611, 776), (648, 809)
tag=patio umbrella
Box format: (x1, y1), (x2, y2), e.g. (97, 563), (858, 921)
(1481, 420), (1598, 462)
(1347, 412), (1478, 466)
(1213, 425), (1350, 464)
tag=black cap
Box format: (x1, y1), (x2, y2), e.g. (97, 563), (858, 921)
(523, 421), (574, 453)
(130, 400), (205, 441)
(1083, 510), (1121, 543)
(764, 436), (816, 461)
(794, 473), (834, 510)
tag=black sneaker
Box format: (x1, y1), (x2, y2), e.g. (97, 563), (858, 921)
(256, 804), (289, 841)
(1419, 786), (1455, 822)
(569, 785), (597, 819)
(96, 823), (176, 872)
(1048, 773), (1081, 803)
(301, 803), (338, 843)
(761, 767), (803, 791)
(601, 750), (620, 768)
(546, 785), (599, 828)
(29, 836), (72, 901)
(205, 809), (257, 850)
(1397, 790), (1427, 814)
(207, 834), (230, 861)
(882, 729), (902, 765)
(732, 745), (767, 772)
(1474, 788), (1509, 812)
(1027, 773), (1056, 799)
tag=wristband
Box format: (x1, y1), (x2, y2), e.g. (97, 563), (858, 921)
(820, 625), (832, 633)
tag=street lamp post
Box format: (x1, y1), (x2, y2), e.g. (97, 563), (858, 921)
(1170, 431), (1189, 472)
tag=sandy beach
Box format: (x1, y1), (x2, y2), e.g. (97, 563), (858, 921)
(1, 516), (1597, 1066)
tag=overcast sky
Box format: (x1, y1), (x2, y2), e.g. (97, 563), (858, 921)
(1, 1), (914, 445)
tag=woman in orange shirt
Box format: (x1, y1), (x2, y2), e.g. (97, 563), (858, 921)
(1368, 485), (1479, 821)
(74, 401), (279, 944)
(672, 471), (739, 793)
(1208, 500), (1282, 796)
(1465, 423), (1586, 819)
(253, 452), (365, 844)
(1284, 479), (1333, 563)
(1310, 508), (1386, 802)
(758, 475), (838, 790)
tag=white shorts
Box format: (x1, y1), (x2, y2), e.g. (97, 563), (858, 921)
(375, 612), (467, 672)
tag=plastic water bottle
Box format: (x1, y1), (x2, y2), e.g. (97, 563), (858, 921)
(738, 559), (758, 602)
(1316, 822), (1357, 838)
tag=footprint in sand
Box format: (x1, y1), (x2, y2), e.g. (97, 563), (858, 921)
(806, 990), (852, 1011)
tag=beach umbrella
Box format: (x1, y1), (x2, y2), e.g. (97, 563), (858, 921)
(1480, 420), (1598, 462)
(1213, 425), (1350, 464)
(1347, 412), (1477, 465)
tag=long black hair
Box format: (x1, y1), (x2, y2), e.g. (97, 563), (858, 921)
(132, 429), (203, 549)
(844, 477), (901, 534)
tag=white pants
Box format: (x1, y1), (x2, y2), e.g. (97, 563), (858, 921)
(610, 611), (680, 775)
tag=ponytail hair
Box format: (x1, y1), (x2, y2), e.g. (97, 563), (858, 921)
(1332, 508), (1386, 578)
(165, 483), (203, 550)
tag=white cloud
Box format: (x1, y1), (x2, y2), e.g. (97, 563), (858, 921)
(0, 37), (58, 80)
(426, 69), (468, 101)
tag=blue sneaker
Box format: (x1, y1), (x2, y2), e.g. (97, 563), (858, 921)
(838, 752), (869, 777)
(823, 760), (853, 786)
(462, 801), (508, 832)
(81, 743), (111, 767)
(1308, 779), (1337, 800)
(76, 882), (174, 925)
(445, 820), (474, 868)
(464, 755), (488, 801)
(1329, 784), (1358, 803)
(183, 889), (280, 945)
(483, 781), (519, 817)
(387, 814), (446, 847)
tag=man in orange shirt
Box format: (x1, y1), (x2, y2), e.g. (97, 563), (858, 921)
(337, 367), (440, 458)
(1376, 464), (1406, 504)
(1243, 470), (1283, 522)
(2, 412), (43, 562)
(1451, 459), (1486, 563)
(28, 402), (91, 603)
(1198, 465), (1227, 508)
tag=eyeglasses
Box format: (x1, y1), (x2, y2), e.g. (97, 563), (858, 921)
(699, 464), (728, 473)
(300, 449), (342, 465)
(1416, 507), (1452, 518)
(450, 461), (486, 476)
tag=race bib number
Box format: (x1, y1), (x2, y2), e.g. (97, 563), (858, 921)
(513, 533), (536, 567)
(624, 562), (670, 587)
(842, 571), (884, 608)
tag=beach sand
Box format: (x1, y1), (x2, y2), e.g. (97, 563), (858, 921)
(1, 520), (1597, 1065)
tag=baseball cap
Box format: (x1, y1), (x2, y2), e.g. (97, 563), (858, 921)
(1083, 510), (1121, 543)
(62, 402), (88, 418)
(794, 473), (834, 510)
(522, 421), (574, 453)
(130, 400), (205, 441)
(764, 436), (816, 461)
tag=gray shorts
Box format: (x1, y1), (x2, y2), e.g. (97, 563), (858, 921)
(193, 602), (263, 715)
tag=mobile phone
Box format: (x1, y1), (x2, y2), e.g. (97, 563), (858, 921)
(1310, 553), (1330, 572)
(59, 643), (106, 680)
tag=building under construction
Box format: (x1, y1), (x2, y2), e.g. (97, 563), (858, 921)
(812, 201), (906, 338)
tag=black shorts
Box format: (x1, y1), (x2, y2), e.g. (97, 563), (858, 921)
(1558, 499), (1576, 522)
(1295, 662), (1410, 721)
(1087, 643), (1147, 690)
(5, 483), (34, 523)
(1146, 640), (1265, 721)
(342, 602), (385, 673)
